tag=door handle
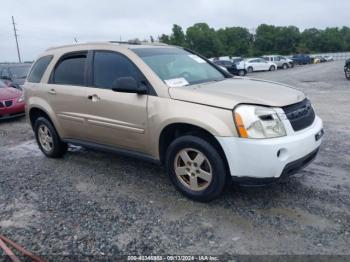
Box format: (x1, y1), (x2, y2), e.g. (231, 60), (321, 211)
(88, 94), (100, 102)
(48, 89), (56, 95)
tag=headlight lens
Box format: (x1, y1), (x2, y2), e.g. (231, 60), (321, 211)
(17, 94), (25, 103)
(234, 105), (286, 139)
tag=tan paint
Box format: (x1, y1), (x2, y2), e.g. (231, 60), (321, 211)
(25, 42), (305, 160)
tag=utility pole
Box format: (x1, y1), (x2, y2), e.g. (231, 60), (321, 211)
(12, 16), (22, 63)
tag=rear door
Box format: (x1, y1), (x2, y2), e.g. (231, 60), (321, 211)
(47, 52), (89, 140)
(84, 50), (149, 153)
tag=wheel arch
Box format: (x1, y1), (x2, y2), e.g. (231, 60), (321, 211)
(158, 122), (230, 175)
(27, 101), (63, 137)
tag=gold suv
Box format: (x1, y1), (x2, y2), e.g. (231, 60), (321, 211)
(24, 42), (324, 201)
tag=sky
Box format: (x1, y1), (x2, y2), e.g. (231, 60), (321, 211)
(0, 0), (349, 62)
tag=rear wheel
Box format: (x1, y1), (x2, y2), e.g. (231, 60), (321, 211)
(269, 65), (276, 71)
(238, 69), (246, 76)
(247, 67), (253, 73)
(165, 135), (227, 202)
(34, 117), (67, 158)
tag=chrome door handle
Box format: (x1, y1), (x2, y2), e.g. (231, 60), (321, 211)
(88, 94), (100, 102)
(48, 89), (56, 95)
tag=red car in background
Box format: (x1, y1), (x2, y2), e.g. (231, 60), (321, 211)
(0, 79), (25, 120)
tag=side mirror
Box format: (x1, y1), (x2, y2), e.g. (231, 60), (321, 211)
(111, 77), (147, 95)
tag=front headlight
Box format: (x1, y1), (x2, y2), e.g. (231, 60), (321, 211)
(234, 105), (286, 139)
(17, 94), (25, 103)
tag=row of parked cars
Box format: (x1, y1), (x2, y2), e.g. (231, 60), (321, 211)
(0, 63), (31, 120)
(211, 54), (334, 76)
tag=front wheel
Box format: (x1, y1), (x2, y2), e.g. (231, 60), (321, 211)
(247, 67), (253, 73)
(34, 117), (68, 158)
(346, 67), (350, 80)
(165, 136), (227, 202)
(282, 63), (288, 69)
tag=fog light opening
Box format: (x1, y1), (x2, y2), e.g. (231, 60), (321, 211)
(277, 148), (288, 161)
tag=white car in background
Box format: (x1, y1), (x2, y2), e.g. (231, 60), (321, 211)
(263, 55), (294, 69)
(239, 58), (278, 73)
(323, 55), (334, 62)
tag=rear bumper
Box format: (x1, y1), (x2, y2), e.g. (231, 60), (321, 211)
(216, 116), (323, 180)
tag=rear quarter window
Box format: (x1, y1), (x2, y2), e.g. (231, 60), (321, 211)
(27, 55), (53, 83)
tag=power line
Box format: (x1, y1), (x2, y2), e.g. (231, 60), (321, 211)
(11, 16), (22, 63)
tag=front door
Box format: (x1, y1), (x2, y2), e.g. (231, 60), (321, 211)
(84, 50), (149, 153)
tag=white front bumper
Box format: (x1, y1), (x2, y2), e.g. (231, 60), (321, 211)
(216, 116), (323, 178)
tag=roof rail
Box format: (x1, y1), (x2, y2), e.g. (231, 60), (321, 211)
(110, 41), (168, 46)
(46, 41), (168, 51)
(110, 41), (141, 45)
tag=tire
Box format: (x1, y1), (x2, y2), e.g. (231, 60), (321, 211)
(34, 117), (68, 158)
(165, 135), (227, 202)
(238, 69), (246, 76)
(247, 67), (253, 73)
(282, 63), (288, 69)
(289, 63), (294, 68)
(345, 68), (350, 80)
(269, 65), (276, 71)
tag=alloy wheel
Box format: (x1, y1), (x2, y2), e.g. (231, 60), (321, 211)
(38, 124), (53, 152)
(174, 148), (212, 191)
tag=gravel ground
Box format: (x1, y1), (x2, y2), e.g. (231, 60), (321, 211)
(0, 61), (349, 259)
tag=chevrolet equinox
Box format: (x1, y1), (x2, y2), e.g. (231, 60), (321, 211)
(24, 42), (324, 201)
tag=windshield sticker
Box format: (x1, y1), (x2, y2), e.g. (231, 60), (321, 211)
(164, 78), (189, 87)
(189, 54), (206, 63)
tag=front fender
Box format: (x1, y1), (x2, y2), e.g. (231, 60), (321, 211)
(147, 97), (238, 158)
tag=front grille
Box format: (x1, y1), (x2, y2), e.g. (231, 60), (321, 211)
(0, 102), (4, 108)
(4, 100), (13, 107)
(282, 98), (315, 131)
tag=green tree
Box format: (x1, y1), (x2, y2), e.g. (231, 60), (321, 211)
(274, 26), (300, 54)
(169, 24), (186, 46)
(159, 34), (171, 44)
(186, 23), (222, 57)
(253, 24), (276, 55)
(216, 27), (253, 56)
(254, 25), (300, 55)
(299, 28), (322, 53)
(159, 23), (350, 57)
(321, 28), (344, 52)
(340, 26), (350, 51)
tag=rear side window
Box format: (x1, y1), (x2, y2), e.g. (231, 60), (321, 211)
(52, 54), (86, 86)
(27, 56), (53, 83)
(93, 51), (141, 89)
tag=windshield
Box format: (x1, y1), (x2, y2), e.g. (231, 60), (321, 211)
(9, 65), (31, 79)
(132, 47), (225, 87)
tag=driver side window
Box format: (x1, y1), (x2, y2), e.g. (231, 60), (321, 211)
(93, 51), (141, 89)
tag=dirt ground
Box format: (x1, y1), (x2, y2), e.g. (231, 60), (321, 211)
(0, 61), (349, 258)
